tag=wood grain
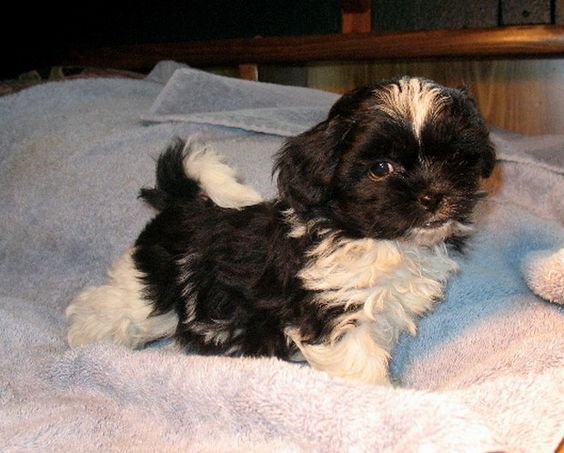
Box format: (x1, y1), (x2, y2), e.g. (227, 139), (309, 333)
(306, 58), (564, 134)
(66, 25), (564, 69)
(341, 0), (371, 33)
(238, 64), (259, 81)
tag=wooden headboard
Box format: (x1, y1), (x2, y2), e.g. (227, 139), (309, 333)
(68, 25), (564, 69)
(67, 24), (564, 135)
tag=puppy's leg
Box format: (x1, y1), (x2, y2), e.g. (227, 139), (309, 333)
(286, 323), (392, 385)
(66, 248), (178, 349)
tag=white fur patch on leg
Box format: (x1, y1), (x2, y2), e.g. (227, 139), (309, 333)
(183, 140), (263, 209)
(290, 229), (458, 385)
(66, 248), (178, 349)
(287, 324), (392, 385)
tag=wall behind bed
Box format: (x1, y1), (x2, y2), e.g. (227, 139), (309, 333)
(304, 58), (564, 136)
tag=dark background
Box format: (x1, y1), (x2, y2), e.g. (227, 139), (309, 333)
(1, 0), (560, 79)
(1, 1), (340, 78)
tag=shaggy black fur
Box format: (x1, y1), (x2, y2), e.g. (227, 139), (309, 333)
(135, 143), (335, 357)
(133, 79), (495, 359)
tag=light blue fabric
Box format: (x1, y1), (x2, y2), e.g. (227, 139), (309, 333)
(143, 64), (339, 136)
(0, 62), (562, 451)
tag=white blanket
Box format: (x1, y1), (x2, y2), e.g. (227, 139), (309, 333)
(1, 62), (562, 452)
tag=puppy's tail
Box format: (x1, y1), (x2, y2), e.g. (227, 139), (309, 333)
(140, 138), (263, 211)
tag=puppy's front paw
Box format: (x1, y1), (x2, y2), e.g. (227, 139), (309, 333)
(286, 326), (392, 385)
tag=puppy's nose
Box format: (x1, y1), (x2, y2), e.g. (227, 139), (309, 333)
(419, 192), (443, 212)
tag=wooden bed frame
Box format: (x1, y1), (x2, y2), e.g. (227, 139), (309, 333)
(65, 24), (564, 135)
(67, 25), (564, 73)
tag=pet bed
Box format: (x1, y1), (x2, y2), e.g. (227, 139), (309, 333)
(0, 61), (562, 451)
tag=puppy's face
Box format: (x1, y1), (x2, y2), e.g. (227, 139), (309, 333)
(276, 77), (495, 244)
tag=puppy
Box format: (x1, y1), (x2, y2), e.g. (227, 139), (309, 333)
(66, 77), (495, 385)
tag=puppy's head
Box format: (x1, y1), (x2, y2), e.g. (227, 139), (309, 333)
(275, 77), (495, 245)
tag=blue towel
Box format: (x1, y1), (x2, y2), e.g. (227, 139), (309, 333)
(0, 62), (562, 451)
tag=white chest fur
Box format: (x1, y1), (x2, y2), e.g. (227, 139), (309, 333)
(287, 232), (458, 385)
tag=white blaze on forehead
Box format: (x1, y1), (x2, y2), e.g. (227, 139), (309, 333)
(373, 77), (449, 139)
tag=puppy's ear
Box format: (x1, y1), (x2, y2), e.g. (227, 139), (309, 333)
(327, 86), (374, 120)
(479, 140), (496, 178)
(465, 95), (496, 179)
(453, 87), (497, 178)
(274, 120), (341, 213)
(455, 84), (469, 95)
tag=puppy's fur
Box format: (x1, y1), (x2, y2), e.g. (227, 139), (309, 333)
(66, 77), (495, 385)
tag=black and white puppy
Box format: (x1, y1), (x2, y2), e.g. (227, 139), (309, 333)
(67, 77), (495, 385)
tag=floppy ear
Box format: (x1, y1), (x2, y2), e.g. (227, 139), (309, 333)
(462, 93), (496, 178)
(479, 139), (496, 178)
(455, 84), (469, 95)
(450, 87), (497, 179)
(327, 86), (375, 120)
(274, 120), (342, 214)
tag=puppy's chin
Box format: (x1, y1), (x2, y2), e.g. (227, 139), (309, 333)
(404, 220), (474, 246)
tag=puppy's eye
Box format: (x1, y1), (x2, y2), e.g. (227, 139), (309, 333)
(369, 161), (394, 180)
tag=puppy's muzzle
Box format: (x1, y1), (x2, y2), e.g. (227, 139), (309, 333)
(419, 192), (444, 213)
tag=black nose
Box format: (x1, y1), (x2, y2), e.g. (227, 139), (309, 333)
(419, 192), (443, 212)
